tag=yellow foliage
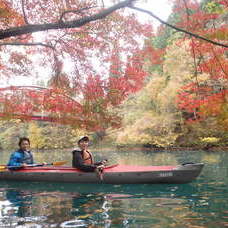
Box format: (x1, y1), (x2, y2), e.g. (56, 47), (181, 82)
(197, 73), (211, 86)
(163, 40), (195, 83)
(208, 29), (228, 41)
(28, 123), (45, 149)
(144, 76), (167, 100)
(200, 137), (220, 143)
(111, 38), (226, 147)
(77, 214), (93, 219)
(116, 113), (179, 147)
(69, 128), (87, 143)
(157, 81), (180, 113)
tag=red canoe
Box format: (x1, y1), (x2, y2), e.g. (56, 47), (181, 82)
(0, 163), (204, 184)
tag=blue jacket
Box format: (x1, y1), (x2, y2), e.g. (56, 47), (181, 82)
(7, 149), (34, 169)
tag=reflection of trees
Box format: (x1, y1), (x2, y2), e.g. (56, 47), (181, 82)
(201, 151), (228, 184)
(114, 151), (179, 166)
(0, 189), (32, 227)
(101, 195), (193, 227)
(0, 188), (80, 227)
(71, 193), (200, 227)
(0, 182), (227, 228)
(102, 197), (129, 227)
(33, 191), (80, 223)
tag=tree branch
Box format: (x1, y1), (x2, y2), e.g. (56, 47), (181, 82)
(0, 42), (55, 50)
(0, 0), (135, 40)
(0, 85), (80, 103)
(21, 0), (29, 24)
(182, 0), (199, 87)
(129, 6), (228, 48)
(59, 7), (95, 23)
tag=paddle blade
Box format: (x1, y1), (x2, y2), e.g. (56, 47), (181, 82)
(52, 161), (67, 166)
(0, 165), (7, 171)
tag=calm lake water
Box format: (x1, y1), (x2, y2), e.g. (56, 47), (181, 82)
(0, 147), (227, 228)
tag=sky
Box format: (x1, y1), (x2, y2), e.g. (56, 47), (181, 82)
(134, 0), (172, 29)
(100, 0), (173, 29)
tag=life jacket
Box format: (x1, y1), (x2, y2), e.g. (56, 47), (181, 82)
(7, 149), (33, 168)
(82, 151), (94, 165)
(22, 151), (33, 164)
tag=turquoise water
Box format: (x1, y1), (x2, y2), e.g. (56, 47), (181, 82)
(0, 148), (227, 227)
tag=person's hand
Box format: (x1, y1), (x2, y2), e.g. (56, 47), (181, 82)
(21, 163), (27, 167)
(96, 164), (105, 171)
(42, 162), (47, 166)
(95, 165), (104, 181)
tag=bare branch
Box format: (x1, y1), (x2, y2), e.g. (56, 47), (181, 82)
(21, 0), (29, 24)
(0, 42), (55, 50)
(182, 0), (199, 88)
(59, 7), (95, 23)
(53, 31), (69, 48)
(0, 85), (79, 103)
(129, 6), (228, 48)
(0, 0), (135, 40)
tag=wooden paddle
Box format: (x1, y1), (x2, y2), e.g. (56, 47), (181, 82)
(0, 161), (67, 171)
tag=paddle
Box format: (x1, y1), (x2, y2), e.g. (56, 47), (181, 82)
(0, 161), (67, 171)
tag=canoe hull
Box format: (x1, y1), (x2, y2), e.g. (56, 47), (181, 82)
(0, 163), (204, 184)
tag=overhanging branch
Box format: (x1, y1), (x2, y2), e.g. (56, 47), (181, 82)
(21, 0), (29, 24)
(130, 6), (228, 48)
(0, 42), (55, 50)
(59, 7), (95, 22)
(0, 0), (134, 40)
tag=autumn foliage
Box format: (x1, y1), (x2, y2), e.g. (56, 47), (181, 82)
(0, 0), (153, 130)
(171, 0), (228, 122)
(0, 0), (227, 135)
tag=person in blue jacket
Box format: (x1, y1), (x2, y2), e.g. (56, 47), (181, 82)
(7, 137), (34, 169)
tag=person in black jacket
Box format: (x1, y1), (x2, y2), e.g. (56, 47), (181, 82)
(72, 136), (106, 172)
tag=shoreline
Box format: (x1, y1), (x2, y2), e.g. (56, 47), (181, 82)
(115, 145), (228, 152)
(1, 145), (228, 152)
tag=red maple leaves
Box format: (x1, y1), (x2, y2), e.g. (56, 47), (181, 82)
(173, 0), (228, 122)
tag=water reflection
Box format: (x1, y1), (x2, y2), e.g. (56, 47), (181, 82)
(0, 180), (227, 228)
(0, 190), (45, 227)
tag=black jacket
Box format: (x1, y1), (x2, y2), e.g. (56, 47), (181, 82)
(72, 150), (102, 172)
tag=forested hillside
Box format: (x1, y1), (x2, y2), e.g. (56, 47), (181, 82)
(0, 120), (87, 149)
(106, 0), (228, 149)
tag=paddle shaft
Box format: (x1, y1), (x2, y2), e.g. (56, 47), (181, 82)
(0, 161), (66, 170)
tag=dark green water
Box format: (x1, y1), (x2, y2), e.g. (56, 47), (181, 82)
(0, 148), (227, 227)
